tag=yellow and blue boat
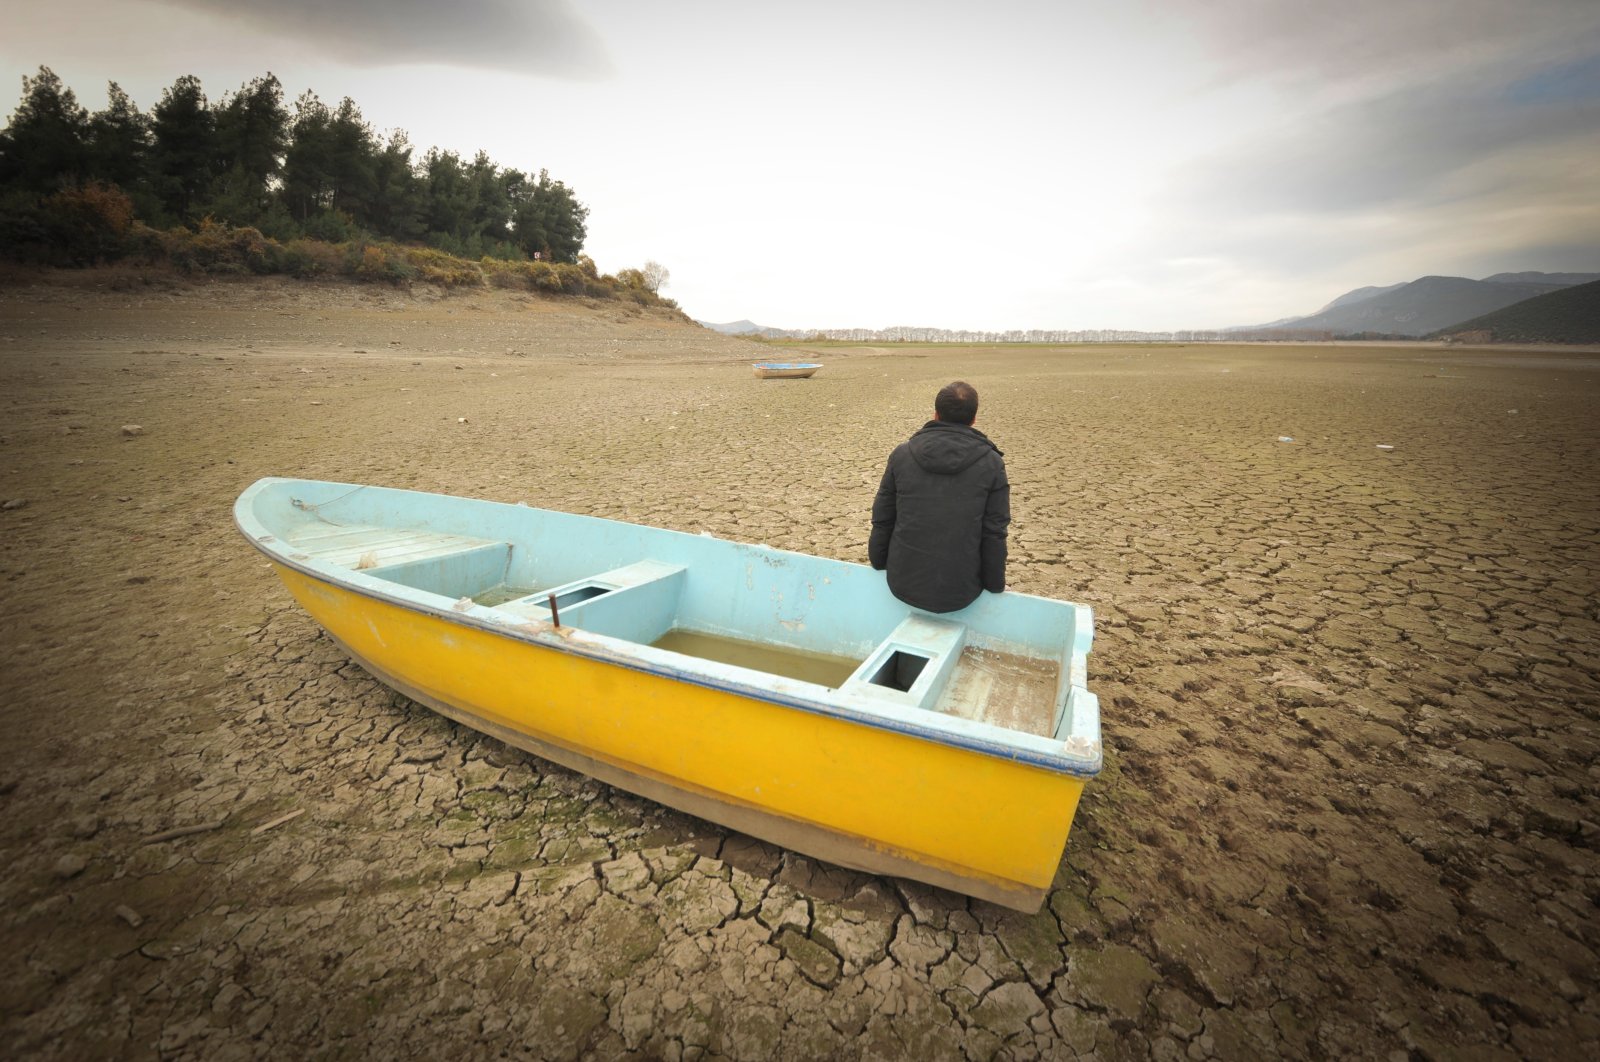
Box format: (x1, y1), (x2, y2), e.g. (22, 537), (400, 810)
(751, 362), (822, 379)
(234, 478), (1102, 911)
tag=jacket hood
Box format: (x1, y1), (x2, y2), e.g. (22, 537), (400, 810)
(907, 421), (1001, 475)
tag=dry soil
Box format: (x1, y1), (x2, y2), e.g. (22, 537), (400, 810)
(1, 274), (1597, 1060)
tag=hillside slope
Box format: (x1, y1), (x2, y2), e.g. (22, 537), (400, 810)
(1481, 271), (1600, 286)
(1260, 275), (1568, 337)
(0, 270), (772, 361)
(1431, 279), (1600, 344)
(1312, 282), (1407, 314)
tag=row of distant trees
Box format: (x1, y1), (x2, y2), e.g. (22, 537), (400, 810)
(0, 66), (589, 263)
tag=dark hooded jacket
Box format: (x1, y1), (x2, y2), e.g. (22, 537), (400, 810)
(869, 420), (1010, 613)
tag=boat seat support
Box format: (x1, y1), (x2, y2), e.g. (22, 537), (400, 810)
(496, 560), (688, 644)
(840, 615), (967, 711)
(353, 541), (512, 599)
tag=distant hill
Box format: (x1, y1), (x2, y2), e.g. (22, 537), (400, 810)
(1312, 282), (1407, 314)
(1233, 273), (1599, 337)
(1480, 271), (1600, 287)
(1431, 279), (1600, 344)
(702, 271), (1600, 343)
(696, 319), (786, 337)
(1226, 281), (1404, 332)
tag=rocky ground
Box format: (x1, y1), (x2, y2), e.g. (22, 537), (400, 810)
(1, 273), (1597, 1059)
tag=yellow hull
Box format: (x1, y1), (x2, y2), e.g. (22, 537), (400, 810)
(278, 564), (1083, 910)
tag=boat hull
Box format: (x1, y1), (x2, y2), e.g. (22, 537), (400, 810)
(752, 362), (821, 379)
(275, 562), (1084, 910)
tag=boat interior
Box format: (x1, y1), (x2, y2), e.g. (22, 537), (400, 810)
(280, 519), (1071, 740)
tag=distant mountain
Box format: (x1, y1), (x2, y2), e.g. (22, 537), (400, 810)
(1431, 279), (1600, 344)
(1232, 282), (1406, 330)
(1312, 282), (1407, 314)
(1234, 274), (1594, 337)
(696, 319), (785, 336)
(1481, 271), (1600, 287)
(706, 270), (1600, 343)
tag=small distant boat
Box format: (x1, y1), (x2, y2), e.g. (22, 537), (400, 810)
(234, 478), (1101, 910)
(752, 362), (822, 379)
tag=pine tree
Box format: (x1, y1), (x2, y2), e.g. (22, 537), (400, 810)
(325, 97), (377, 223)
(213, 74), (288, 223)
(148, 75), (217, 221)
(0, 66), (91, 192)
(368, 130), (425, 242)
(87, 82), (151, 194)
(280, 90), (332, 221)
(512, 169), (588, 263)
(422, 147), (472, 250)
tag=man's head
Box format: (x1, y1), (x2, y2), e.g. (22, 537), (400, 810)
(934, 380), (979, 425)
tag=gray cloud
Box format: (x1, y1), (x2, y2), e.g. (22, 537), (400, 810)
(1153, 0), (1600, 286)
(1186, 83), (1597, 215)
(157, 0), (611, 79)
(1170, 0), (1600, 97)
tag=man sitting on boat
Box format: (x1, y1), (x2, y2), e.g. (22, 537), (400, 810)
(868, 381), (1010, 613)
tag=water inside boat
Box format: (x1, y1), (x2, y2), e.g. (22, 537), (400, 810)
(651, 629), (861, 689)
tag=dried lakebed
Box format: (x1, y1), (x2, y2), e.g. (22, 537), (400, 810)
(1, 281), (1597, 1059)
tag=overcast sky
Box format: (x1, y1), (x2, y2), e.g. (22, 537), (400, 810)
(5, 0), (1598, 330)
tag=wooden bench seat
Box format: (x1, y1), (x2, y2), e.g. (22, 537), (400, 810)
(285, 524), (503, 570)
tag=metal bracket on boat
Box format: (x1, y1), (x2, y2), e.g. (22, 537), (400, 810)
(513, 619), (570, 640)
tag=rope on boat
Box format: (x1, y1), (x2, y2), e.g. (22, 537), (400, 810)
(290, 485), (367, 523)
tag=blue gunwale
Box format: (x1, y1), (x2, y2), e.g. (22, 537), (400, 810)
(234, 477), (1102, 777)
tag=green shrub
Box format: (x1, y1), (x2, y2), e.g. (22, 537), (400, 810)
(525, 261), (560, 293)
(282, 237), (343, 278)
(157, 218), (283, 275)
(403, 246), (483, 287)
(232, 226), (282, 274)
(254, 202), (301, 243)
(352, 244), (415, 284)
(552, 262), (589, 295)
(121, 221), (168, 264)
(41, 182), (134, 265)
(0, 191), (51, 264)
(0, 190), (681, 310)
(480, 257), (531, 291)
(300, 210), (361, 244)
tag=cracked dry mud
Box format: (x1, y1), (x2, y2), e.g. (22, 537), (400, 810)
(1, 278), (1597, 1060)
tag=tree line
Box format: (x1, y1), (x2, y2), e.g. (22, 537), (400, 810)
(0, 66), (589, 264)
